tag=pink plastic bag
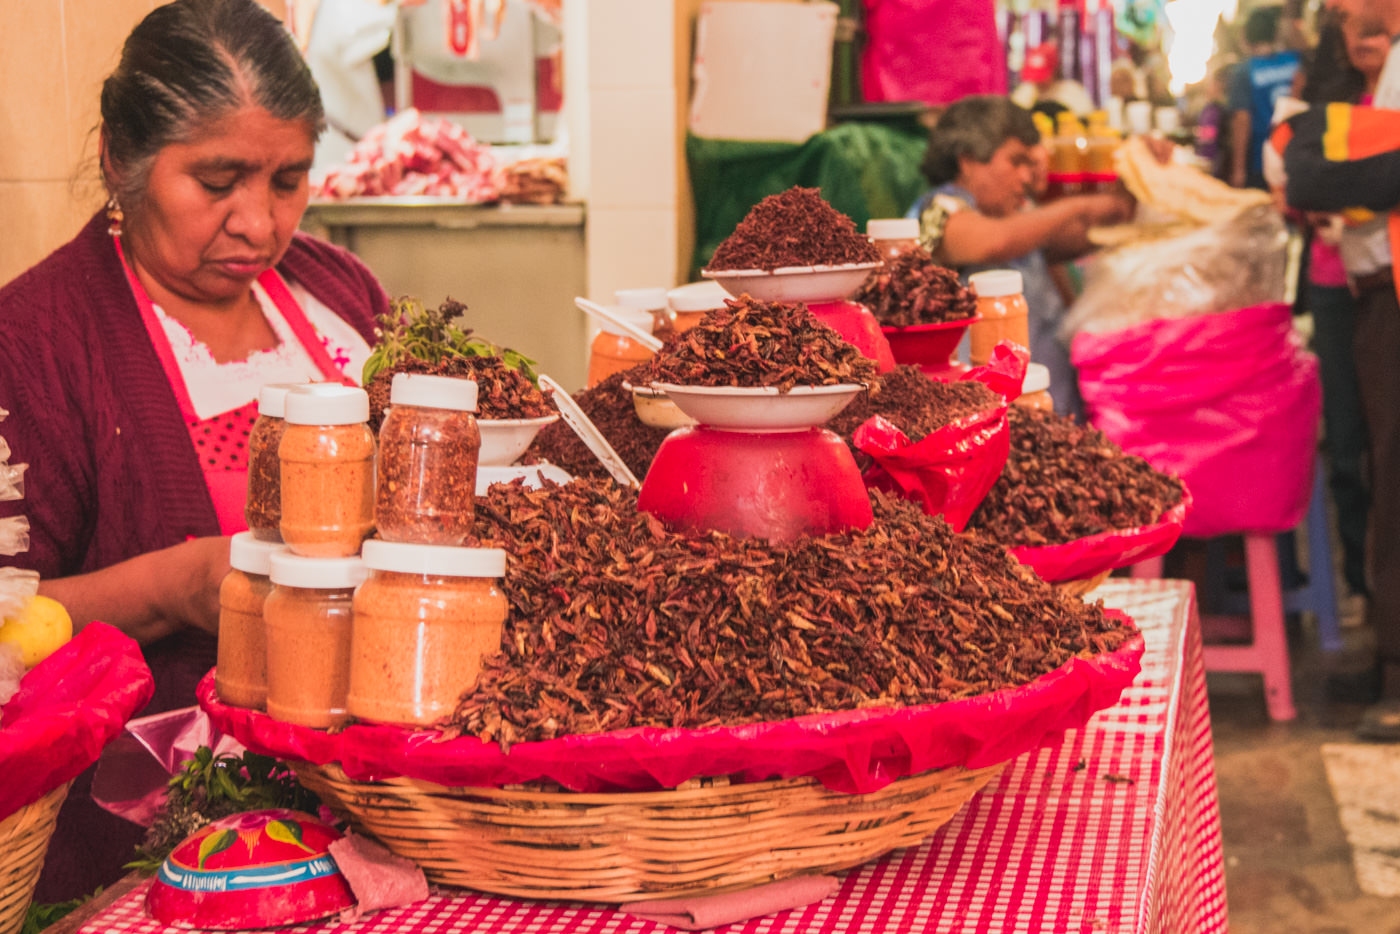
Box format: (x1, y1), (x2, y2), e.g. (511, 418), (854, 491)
(852, 343), (1022, 532)
(1071, 303), (1320, 538)
(200, 615), (1141, 796)
(860, 0), (1007, 106)
(0, 622), (154, 822)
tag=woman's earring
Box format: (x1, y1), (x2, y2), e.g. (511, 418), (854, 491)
(105, 195), (123, 237)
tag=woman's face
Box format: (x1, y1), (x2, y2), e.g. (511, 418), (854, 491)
(1344, 15), (1390, 81)
(958, 138), (1036, 217)
(121, 105), (316, 306)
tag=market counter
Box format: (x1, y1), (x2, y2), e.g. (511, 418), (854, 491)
(49, 578), (1225, 934)
(301, 201), (588, 389)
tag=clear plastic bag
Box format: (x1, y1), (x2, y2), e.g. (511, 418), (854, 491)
(0, 515), (29, 558)
(1062, 205), (1289, 340)
(0, 567), (39, 618)
(1, 462), (25, 502)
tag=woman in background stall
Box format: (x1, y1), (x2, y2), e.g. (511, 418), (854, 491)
(0, 0), (389, 900)
(906, 95), (1133, 418)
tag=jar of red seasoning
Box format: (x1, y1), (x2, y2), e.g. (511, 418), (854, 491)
(246, 381), (337, 542)
(264, 552), (368, 728)
(1015, 363), (1055, 412)
(587, 305), (657, 387)
(376, 373), (481, 545)
(348, 540), (508, 727)
(215, 532), (285, 710)
(866, 217), (920, 262)
(279, 385), (375, 557)
(967, 270), (1029, 367)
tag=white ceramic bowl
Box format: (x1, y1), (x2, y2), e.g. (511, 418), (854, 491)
(625, 382), (698, 430)
(477, 414), (560, 466)
(651, 383), (864, 431)
(475, 462), (573, 495)
(700, 262), (880, 304)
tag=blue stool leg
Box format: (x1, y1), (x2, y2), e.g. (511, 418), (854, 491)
(1287, 457), (1344, 653)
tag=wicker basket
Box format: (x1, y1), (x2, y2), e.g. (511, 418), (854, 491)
(1056, 570), (1111, 599)
(0, 781), (72, 934)
(295, 761), (1004, 903)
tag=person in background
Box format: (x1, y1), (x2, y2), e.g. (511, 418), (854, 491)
(0, 0), (390, 898)
(1277, 0), (1400, 739)
(1291, 7), (1388, 609)
(906, 96), (1133, 418)
(1229, 4), (1302, 188)
(1195, 61), (1238, 181)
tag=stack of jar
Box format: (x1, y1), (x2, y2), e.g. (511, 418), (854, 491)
(216, 375), (508, 732)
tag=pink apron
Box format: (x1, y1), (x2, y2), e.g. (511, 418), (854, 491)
(114, 238), (352, 534)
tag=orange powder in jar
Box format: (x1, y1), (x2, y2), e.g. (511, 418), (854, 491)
(348, 541), (508, 728)
(967, 270), (1029, 367)
(264, 552), (367, 729)
(246, 382), (342, 541)
(215, 532), (285, 710)
(279, 385), (376, 557)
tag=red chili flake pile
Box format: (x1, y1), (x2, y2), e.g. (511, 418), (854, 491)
(706, 187), (882, 272)
(854, 247), (978, 327)
(521, 367), (671, 481)
(827, 366), (1001, 444)
(965, 406), (1185, 546)
(646, 296), (879, 391)
(446, 477), (1135, 747)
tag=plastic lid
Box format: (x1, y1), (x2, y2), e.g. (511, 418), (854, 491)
(599, 305), (656, 338)
(257, 382), (337, 419)
(865, 218), (919, 241)
(667, 279), (730, 313)
(389, 372), (478, 412)
(614, 287), (668, 311)
(968, 270), (1024, 297)
(1022, 362), (1052, 395)
(361, 539), (506, 577)
(268, 552), (368, 589)
(284, 384), (369, 426)
(228, 531), (286, 576)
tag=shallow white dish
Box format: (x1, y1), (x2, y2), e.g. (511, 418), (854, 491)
(700, 262), (879, 304)
(624, 382), (698, 430)
(475, 462), (573, 496)
(478, 414), (560, 466)
(651, 383), (864, 431)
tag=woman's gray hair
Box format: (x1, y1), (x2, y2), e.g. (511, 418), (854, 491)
(919, 96), (1041, 187)
(100, 0), (324, 204)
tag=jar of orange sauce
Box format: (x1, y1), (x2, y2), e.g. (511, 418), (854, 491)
(587, 305), (657, 386)
(667, 280), (729, 333)
(967, 270), (1030, 367)
(1015, 363), (1055, 411)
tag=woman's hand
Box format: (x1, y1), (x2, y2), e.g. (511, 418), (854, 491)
(39, 535), (232, 644)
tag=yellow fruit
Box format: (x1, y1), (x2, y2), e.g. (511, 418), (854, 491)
(0, 595), (73, 668)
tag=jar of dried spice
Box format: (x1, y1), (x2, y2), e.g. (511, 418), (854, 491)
(866, 217), (921, 263)
(1015, 363), (1055, 412)
(376, 373), (481, 545)
(279, 385), (375, 557)
(587, 305), (657, 387)
(348, 540), (508, 727)
(967, 270), (1030, 367)
(215, 532), (285, 710)
(264, 552), (367, 728)
(246, 381), (337, 541)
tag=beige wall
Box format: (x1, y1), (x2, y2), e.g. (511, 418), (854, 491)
(0, 0), (286, 286)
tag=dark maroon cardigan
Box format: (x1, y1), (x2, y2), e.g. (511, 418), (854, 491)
(0, 211), (387, 581)
(1, 212), (389, 902)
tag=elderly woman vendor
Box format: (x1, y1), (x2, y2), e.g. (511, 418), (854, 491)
(907, 95), (1133, 417)
(0, 0), (390, 898)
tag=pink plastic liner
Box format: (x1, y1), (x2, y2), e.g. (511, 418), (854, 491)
(0, 622), (154, 822)
(1011, 486), (1193, 583)
(200, 613), (1142, 795)
(852, 344), (1025, 532)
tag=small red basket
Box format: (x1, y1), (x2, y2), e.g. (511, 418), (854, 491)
(881, 315), (979, 368)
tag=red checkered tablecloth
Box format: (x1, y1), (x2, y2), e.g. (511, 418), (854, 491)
(79, 579), (1224, 934)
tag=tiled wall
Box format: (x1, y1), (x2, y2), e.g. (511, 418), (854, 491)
(0, 0), (285, 286)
